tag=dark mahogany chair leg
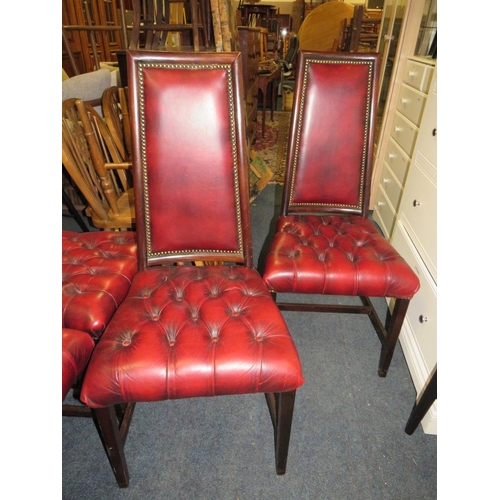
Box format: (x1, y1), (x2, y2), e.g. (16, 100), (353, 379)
(266, 390), (297, 475)
(378, 298), (410, 377)
(92, 404), (136, 488)
(405, 368), (437, 435)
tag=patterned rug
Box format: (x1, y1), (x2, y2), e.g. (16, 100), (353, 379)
(251, 110), (291, 185)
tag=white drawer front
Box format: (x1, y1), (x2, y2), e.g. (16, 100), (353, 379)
(397, 84), (427, 126)
(391, 223), (437, 372)
(392, 113), (419, 158)
(380, 162), (403, 212)
(372, 187), (395, 239)
(398, 162), (437, 281)
(403, 59), (434, 93)
(386, 138), (411, 186)
(414, 78), (437, 167)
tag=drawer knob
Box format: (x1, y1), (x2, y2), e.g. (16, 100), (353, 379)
(419, 315), (428, 323)
(413, 200), (421, 207)
(394, 126), (402, 133)
(382, 177), (389, 184)
(432, 128), (437, 137)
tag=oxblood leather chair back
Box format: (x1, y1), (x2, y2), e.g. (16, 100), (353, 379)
(263, 51), (420, 377)
(80, 51), (304, 488)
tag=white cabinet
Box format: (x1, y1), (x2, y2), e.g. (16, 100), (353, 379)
(373, 56), (435, 240)
(391, 64), (437, 435)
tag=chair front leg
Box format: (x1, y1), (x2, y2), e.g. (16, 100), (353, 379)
(266, 390), (297, 475)
(378, 298), (410, 377)
(92, 406), (130, 488)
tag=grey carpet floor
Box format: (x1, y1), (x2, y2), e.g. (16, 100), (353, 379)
(62, 183), (437, 499)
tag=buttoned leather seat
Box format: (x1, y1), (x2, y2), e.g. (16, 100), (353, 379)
(62, 230), (138, 338)
(80, 51), (304, 488)
(263, 51), (420, 377)
(62, 231), (138, 479)
(62, 328), (95, 401)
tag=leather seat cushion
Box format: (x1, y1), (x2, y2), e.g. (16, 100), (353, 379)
(62, 231), (138, 339)
(263, 215), (420, 298)
(80, 265), (305, 408)
(62, 328), (95, 401)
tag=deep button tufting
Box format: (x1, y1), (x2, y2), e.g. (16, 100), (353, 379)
(62, 231), (138, 338)
(80, 264), (304, 406)
(123, 339), (131, 346)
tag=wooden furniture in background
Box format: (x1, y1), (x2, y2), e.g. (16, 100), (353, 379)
(102, 86), (132, 160)
(257, 65), (281, 139)
(297, 1), (354, 52)
(63, 0), (131, 77)
(240, 3), (280, 56)
(238, 26), (261, 146)
(129, 0), (207, 52)
(62, 98), (135, 230)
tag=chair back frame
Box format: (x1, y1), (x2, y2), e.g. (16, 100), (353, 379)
(282, 51), (380, 218)
(127, 50), (253, 269)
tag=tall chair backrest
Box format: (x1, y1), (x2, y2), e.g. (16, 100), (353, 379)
(282, 51), (379, 218)
(127, 50), (252, 269)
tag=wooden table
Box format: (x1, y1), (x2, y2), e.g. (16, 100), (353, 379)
(258, 65), (281, 139)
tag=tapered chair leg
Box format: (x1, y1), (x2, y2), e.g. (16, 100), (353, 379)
(266, 390), (297, 475)
(92, 405), (132, 488)
(378, 298), (410, 377)
(405, 367), (437, 435)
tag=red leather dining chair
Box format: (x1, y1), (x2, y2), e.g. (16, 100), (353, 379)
(62, 231), (138, 481)
(262, 51), (420, 378)
(80, 50), (305, 488)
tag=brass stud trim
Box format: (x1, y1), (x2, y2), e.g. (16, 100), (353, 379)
(137, 61), (244, 259)
(289, 58), (374, 211)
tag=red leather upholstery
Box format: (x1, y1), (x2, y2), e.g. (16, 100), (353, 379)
(264, 215), (420, 298)
(77, 52), (303, 483)
(79, 54), (303, 408)
(81, 265), (304, 407)
(262, 52), (420, 378)
(62, 231), (138, 338)
(62, 328), (95, 401)
(263, 52), (419, 300)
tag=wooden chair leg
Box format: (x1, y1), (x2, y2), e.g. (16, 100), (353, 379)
(265, 390), (297, 475)
(63, 188), (89, 232)
(378, 298), (410, 377)
(405, 367), (437, 435)
(92, 405), (132, 488)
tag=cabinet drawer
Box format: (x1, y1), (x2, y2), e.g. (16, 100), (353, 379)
(396, 84), (427, 126)
(372, 187), (396, 239)
(391, 223), (437, 372)
(398, 161), (437, 281)
(403, 59), (434, 93)
(386, 138), (410, 186)
(392, 113), (418, 158)
(380, 162), (403, 212)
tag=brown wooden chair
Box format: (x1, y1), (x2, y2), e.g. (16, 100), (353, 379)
(129, 0), (208, 52)
(62, 98), (135, 231)
(102, 86), (132, 160)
